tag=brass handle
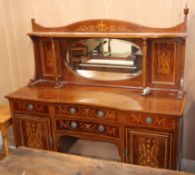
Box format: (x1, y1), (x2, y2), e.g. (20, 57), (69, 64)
(145, 116), (153, 124)
(98, 124), (105, 133)
(97, 110), (104, 118)
(27, 104), (34, 111)
(69, 107), (76, 114)
(70, 121), (78, 129)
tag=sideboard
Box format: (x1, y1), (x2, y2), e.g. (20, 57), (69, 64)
(6, 7), (189, 170)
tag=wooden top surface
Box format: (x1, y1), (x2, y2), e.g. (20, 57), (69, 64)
(0, 147), (193, 175)
(6, 84), (185, 116)
(0, 106), (11, 124)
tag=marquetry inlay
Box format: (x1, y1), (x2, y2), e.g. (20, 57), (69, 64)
(54, 105), (117, 121)
(26, 121), (44, 149)
(157, 51), (170, 75)
(75, 20), (133, 32)
(41, 40), (56, 76)
(56, 119), (119, 138)
(138, 137), (159, 167)
(126, 113), (176, 130)
(151, 41), (176, 84)
(13, 101), (49, 114)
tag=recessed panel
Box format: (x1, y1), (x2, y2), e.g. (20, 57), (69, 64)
(151, 41), (176, 85)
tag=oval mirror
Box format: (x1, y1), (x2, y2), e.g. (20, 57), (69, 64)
(66, 38), (142, 81)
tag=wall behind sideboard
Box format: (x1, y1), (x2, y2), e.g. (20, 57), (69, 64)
(1, 0), (195, 162)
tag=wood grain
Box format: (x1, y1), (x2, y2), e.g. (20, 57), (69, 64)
(0, 147), (193, 175)
(6, 85), (185, 116)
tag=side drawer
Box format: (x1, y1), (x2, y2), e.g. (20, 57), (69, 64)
(125, 112), (177, 130)
(12, 101), (49, 115)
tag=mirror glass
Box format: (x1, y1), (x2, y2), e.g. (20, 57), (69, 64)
(66, 38), (142, 81)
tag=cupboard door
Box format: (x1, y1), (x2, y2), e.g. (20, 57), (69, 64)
(125, 128), (173, 169)
(15, 114), (52, 150)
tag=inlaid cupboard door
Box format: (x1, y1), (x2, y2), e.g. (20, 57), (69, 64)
(14, 114), (52, 150)
(125, 128), (173, 169)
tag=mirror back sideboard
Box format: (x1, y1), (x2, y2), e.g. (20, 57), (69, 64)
(6, 8), (188, 170)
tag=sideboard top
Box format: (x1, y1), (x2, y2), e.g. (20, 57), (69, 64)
(6, 84), (185, 116)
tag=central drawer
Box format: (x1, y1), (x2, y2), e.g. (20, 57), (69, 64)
(55, 118), (120, 139)
(53, 104), (120, 123)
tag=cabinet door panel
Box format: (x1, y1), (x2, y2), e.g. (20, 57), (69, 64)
(125, 128), (173, 169)
(15, 114), (52, 150)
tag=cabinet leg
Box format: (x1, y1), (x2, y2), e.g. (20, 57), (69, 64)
(1, 126), (9, 156)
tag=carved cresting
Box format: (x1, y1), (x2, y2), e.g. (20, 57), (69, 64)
(138, 137), (159, 167)
(75, 20), (132, 32)
(26, 121), (43, 149)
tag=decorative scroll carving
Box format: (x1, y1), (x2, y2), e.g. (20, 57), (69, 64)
(75, 20), (133, 32)
(138, 137), (159, 167)
(126, 113), (176, 130)
(13, 101), (49, 114)
(26, 121), (43, 149)
(54, 105), (117, 121)
(56, 119), (119, 138)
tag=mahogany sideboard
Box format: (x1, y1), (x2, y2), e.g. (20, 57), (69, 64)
(6, 7), (189, 170)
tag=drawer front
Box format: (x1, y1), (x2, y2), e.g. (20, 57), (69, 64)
(12, 101), (49, 115)
(55, 118), (120, 139)
(54, 104), (119, 122)
(125, 112), (177, 130)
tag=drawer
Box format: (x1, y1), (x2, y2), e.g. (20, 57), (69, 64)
(12, 101), (49, 115)
(55, 118), (120, 139)
(125, 112), (177, 130)
(54, 104), (119, 122)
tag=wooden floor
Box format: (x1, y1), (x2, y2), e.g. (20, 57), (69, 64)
(0, 147), (15, 161)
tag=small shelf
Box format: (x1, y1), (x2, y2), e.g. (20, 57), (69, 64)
(28, 32), (187, 39)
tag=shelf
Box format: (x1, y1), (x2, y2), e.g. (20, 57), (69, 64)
(28, 31), (187, 39)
